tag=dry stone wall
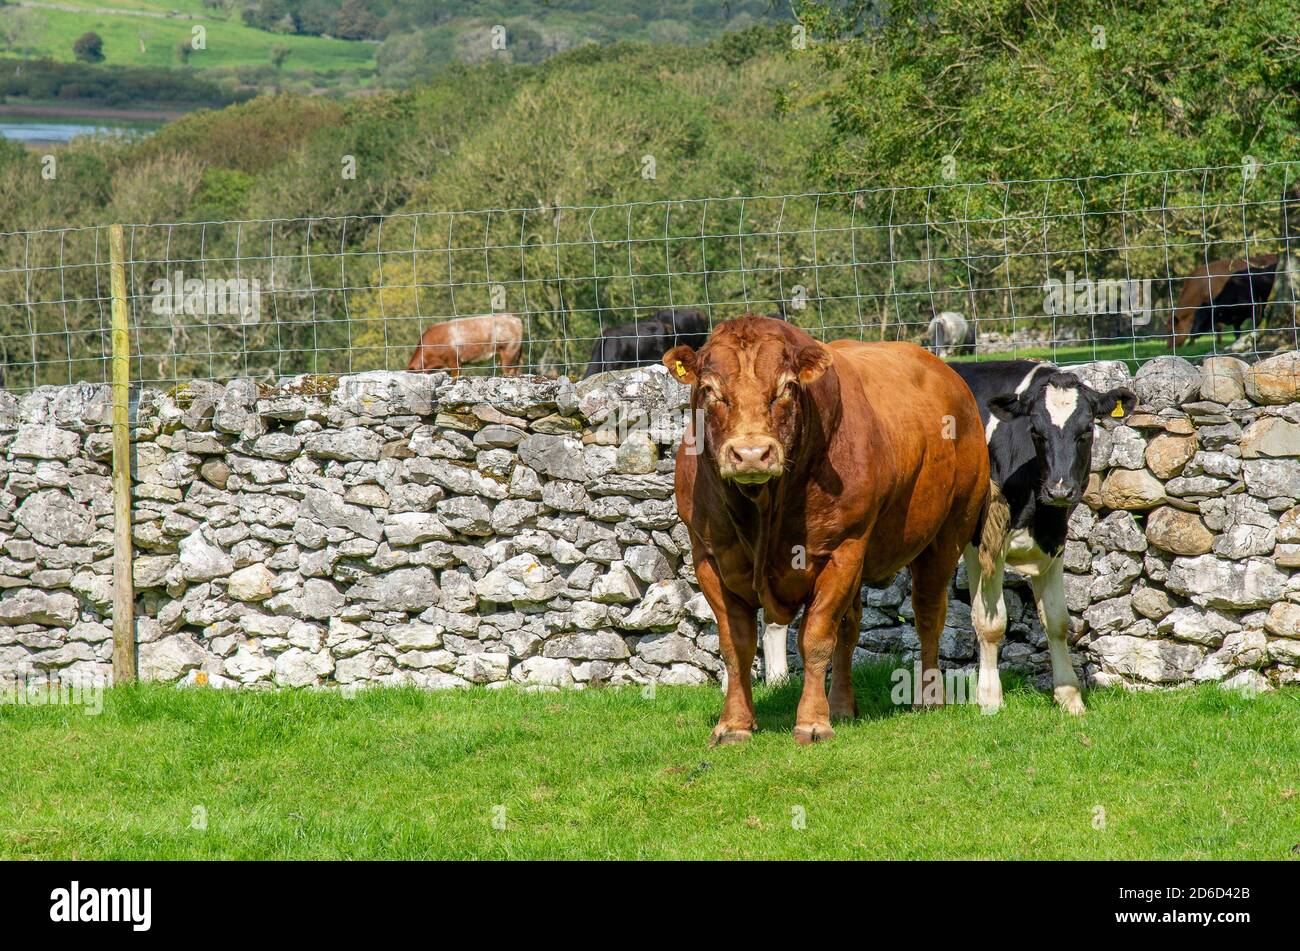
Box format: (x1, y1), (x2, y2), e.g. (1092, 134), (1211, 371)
(4, 351), (1300, 695)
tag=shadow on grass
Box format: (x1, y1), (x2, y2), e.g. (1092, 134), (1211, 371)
(749, 658), (937, 734)
(741, 658), (1043, 735)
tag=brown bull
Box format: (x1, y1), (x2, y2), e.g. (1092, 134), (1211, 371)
(407, 314), (523, 376)
(665, 315), (989, 745)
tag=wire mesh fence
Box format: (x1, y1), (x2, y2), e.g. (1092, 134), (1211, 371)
(3, 160), (1300, 394)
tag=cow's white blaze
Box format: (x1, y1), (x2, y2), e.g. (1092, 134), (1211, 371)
(1044, 384), (1079, 429)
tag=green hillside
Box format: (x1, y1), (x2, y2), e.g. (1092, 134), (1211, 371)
(0, 0), (792, 93)
(0, 1), (375, 75)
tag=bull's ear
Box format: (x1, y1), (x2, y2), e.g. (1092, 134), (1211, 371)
(987, 393), (1027, 420)
(1092, 386), (1138, 420)
(796, 343), (832, 384)
(662, 345), (698, 384)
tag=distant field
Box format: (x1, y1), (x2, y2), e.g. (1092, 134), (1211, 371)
(951, 336), (1228, 372)
(0, 1), (375, 73)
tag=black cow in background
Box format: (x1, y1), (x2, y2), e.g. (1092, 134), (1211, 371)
(1170, 253), (1279, 348)
(953, 360), (1137, 716)
(581, 307), (710, 377)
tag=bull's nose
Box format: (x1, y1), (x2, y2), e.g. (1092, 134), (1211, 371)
(720, 438), (782, 483)
(728, 443), (773, 467)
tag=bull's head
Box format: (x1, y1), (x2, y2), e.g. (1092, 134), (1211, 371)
(663, 316), (832, 485)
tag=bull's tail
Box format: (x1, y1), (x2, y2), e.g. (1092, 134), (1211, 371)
(976, 479), (1010, 577)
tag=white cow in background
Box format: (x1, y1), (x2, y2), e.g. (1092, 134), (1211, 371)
(926, 310), (976, 358)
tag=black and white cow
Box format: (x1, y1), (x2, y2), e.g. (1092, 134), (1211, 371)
(952, 360), (1137, 715)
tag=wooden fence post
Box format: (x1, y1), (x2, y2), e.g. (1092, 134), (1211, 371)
(109, 224), (136, 684)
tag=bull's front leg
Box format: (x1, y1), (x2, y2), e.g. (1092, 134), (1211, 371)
(694, 555), (759, 746)
(794, 543), (865, 744)
(828, 585), (862, 720)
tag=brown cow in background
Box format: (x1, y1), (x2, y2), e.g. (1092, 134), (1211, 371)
(407, 314), (523, 376)
(665, 315), (989, 745)
(1169, 254), (1278, 348)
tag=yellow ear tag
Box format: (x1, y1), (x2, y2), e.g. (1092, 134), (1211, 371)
(674, 360), (686, 379)
(1110, 403), (1125, 418)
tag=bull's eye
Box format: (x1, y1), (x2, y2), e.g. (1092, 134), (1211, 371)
(701, 386), (727, 407)
(771, 382), (797, 409)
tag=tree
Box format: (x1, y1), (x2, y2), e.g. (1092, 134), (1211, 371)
(795, 1), (1300, 195)
(335, 0), (381, 40)
(296, 0), (336, 36)
(270, 45), (292, 70)
(646, 20), (693, 46)
(73, 31), (104, 64)
(789, 1), (1300, 314)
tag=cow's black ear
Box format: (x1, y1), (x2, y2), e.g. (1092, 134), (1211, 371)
(663, 345), (697, 384)
(987, 393), (1027, 420)
(1092, 386), (1138, 420)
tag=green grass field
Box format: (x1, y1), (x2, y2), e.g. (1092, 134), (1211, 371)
(951, 336), (1227, 372)
(2, 664), (1296, 860)
(0, 1), (375, 73)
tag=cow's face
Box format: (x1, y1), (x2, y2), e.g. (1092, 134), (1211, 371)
(988, 373), (1137, 507)
(663, 319), (832, 485)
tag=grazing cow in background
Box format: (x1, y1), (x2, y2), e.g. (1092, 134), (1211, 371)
(582, 307), (709, 377)
(407, 313), (524, 376)
(1269, 185), (1300, 326)
(953, 360), (1137, 715)
(1170, 254), (1278, 348)
(926, 310), (977, 358)
(665, 315), (989, 745)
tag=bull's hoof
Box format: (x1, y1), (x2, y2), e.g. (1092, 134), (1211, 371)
(792, 722), (835, 745)
(1054, 685), (1086, 716)
(709, 725), (754, 747)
